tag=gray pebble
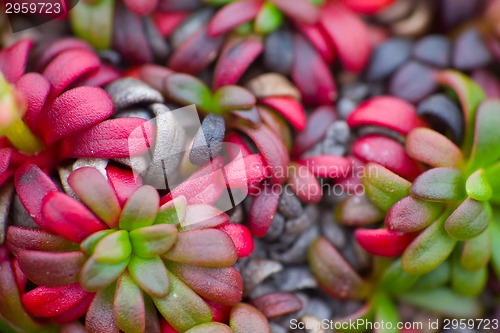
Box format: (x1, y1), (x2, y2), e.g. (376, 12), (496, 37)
(319, 212), (346, 249)
(273, 266), (318, 292)
(278, 189), (303, 219)
(336, 98), (357, 120)
(242, 259), (283, 294)
(270, 225), (319, 264)
(170, 8), (213, 49)
(285, 205), (318, 235)
(264, 213), (286, 242)
(106, 78), (164, 112)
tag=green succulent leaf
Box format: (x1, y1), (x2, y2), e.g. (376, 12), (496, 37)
(451, 252), (487, 297)
(153, 272), (212, 332)
(165, 74), (215, 113)
(374, 293), (399, 333)
(411, 167), (464, 201)
(399, 288), (481, 318)
(484, 162), (500, 204)
(185, 322), (233, 333)
(202, 0), (235, 5)
(490, 216), (500, 280)
(402, 213), (456, 275)
(6, 226), (80, 255)
(308, 237), (370, 299)
(255, 2), (284, 34)
(155, 196), (187, 225)
(437, 70), (485, 156)
(114, 272), (145, 333)
(129, 255), (170, 298)
(461, 226), (491, 271)
(412, 261), (450, 291)
(70, 0), (114, 50)
(468, 100), (500, 170)
(406, 127), (463, 168)
(466, 169), (492, 201)
(362, 163), (411, 211)
(332, 304), (374, 333)
(80, 257), (129, 292)
(214, 86), (256, 114)
(119, 185), (160, 231)
(380, 259), (419, 295)
(445, 198), (491, 240)
(163, 229), (238, 267)
(81, 230), (115, 255)
(86, 284), (120, 333)
(230, 303), (270, 333)
(130, 224), (178, 258)
(93, 230), (132, 264)
(385, 196), (443, 233)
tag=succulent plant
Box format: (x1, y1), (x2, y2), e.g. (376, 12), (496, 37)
(5, 163), (251, 332)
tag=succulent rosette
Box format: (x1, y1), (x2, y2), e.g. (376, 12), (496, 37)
(5, 163), (250, 332)
(0, 38), (151, 187)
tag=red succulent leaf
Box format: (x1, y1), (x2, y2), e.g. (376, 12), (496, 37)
(296, 155), (351, 178)
(236, 124), (289, 184)
(218, 223), (254, 258)
(270, 0), (319, 24)
(68, 167), (121, 228)
(249, 182), (281, 237)
(153, 12), (189, 38)
(251, 292), (302, 318)
(294, 22), (335, 63)
(42, 49), (100, 98)
(114, 272), (146, 333)
(225, 132), (252, 160)
(0, 39), (33, 83)
(320, 2), (371, 72)
(18, 250), (85, 287)
(124, 0), (158, 15)
(163, 229), (238, 267)
(308, 237), (369, 299)
(224, 153), (270, 187)
(106, 165), (142, 207)
(21, 284), (93, 318)
(340, 0), (396, 15)
(80, 64), (121, 87)
(471, 69), (500, 99)
(347, 96), (426, 135)
(182, 205), (229, 231)
(15, 164), (59, 231)
(41, 192), (108, 243)
(292, 34), (337, 106)
(39, 86), (114, 144)
(60, 118), (155, 159)
(259, 96), (306, 131)
(168, 27), (224, 75)
(229, 303), (270, 333)
(355, 228), (417, 257)
(352, 135), (423, 180)
(11, 258), (27, 294)
(138, 64), (174, 91)
(15, 73), (50, 133)
(86, 287), (120, 333)
(207, 0), (263, 37)
(293, 106), (337, 157)
(35, 38), (93, 72)
(205, 299), (232, 323)
(213, 36), (264, 89)
(336, 193), (384, 226)
(386, 196), (443, 233)
(160, 320), (179, 333)
(406, 128), (464, 168)
(168, 263), (243, 306)
(288, 163), (322, 203)
(0, 148), (11, 175)
(6, 226), (79, 255)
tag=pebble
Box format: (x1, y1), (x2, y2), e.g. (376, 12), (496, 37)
(278, 189), (303, 219)
(319, 212), (346, 249)
(106, 78), (164, 112)
(269, 224), (319, 264)
(242, 259), (283, 294)
(272, 266), (318, 292)
(264, 213), (286, 242)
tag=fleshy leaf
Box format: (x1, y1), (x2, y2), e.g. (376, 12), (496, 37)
(218, 224), (254, 258)
(287, 163), (322, 203)
(181, 205), (229, 231)
(270, 0), (318, 23)
(296, 155), (351, 179)
(70, 0), (114, 50)
(490, 217), (500, 280)
(248, 182), (280, 237)
(155, 196), (187, 225)
(224, 153), (270, 187)
(461, 227), (491, 271)
(214, 86), (256, 113)
(86, 285), (119, 333)
(129, 224), (178, 257)
(402, 213), (456, 275)
(336, 193), (384, 227)
(411, 167), (464, 201)
(106, 165), (143, 207)
(42, 192), (108, 243)
(80, 257), (128, 292)
(129, 255), (169, 298)
(185, 323), (233, 333)
(445, 197), (491, 240)
(164, 74), (214, 113)
(406, 128), (463, 168)
(374, 293), (400, 333)
(167, 263), (243, 306)
(207, 0), (262, 37)
(153, 272), (212, 332)
(119, 185), (160, 231)
(250, 292), (302, 318)
(347, 96), (424, 135)
(258, 96), (307, 131)
(254, 2), (283, 34)
(355, 228), (416, 257)
(6, 226), (79, 255)
(468, 100), (500, 170)
(163, 229), (237, 267)
(230, 303), (270, 333)
(362, 163), (411, 212)
(308, 237), (369, 299)
(0, 39), (32, 83)
(399, 288), (481, 318)
(18, 250), (84, 287)
(412, 261), (450, 291)
(292, 106), (336, 157)
(114, 272), (145, 333)
(385, 196), (443, 233)
(380, 259), (419, 294)
(93, 230), (132, 264)
(465, 169), (492, 201)
(68, 167), (121, 228)
(451, 253), (487, 297)
(81, 230), (115, 255)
